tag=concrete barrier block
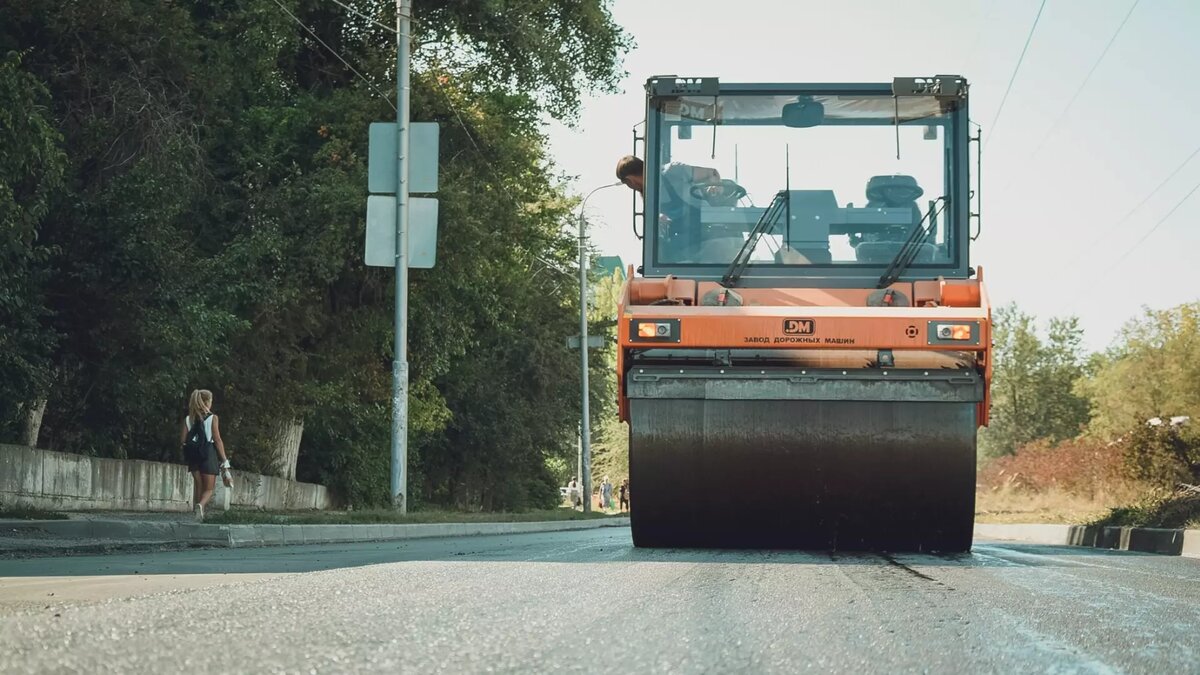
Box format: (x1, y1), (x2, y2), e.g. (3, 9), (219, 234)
(41, 450), (92, 500)
(1183, 530), (1200, 559)
(0, 445), (44, 498)
(1126, 527), (1185, 555)
(974, 523), (1072, 545)
(1067, 525), (1102, 547)
(2, 445), (332, 514)
(93, 458), (120, 508)
(1098, 526), (1124, 550)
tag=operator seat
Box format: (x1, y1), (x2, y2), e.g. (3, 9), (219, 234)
(853, 175), (935, 263)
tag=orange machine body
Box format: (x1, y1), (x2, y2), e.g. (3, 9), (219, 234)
(617, 267), (992, 426)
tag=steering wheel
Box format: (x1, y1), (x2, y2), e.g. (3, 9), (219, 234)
(690, 179), (747, 206)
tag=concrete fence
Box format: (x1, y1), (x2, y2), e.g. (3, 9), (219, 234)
(0, 444), (332, 512)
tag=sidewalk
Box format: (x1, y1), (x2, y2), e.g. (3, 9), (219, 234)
(0, 513), (631, 557)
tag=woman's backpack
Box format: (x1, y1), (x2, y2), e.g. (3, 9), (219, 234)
(183, 414), (211, 461)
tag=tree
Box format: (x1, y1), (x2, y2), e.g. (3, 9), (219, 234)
(1077, 303), (1200, 440)
(979, 305), (1091, 458)
(0, 51), (63, 445)
(0, 0), (631, 511)
(587, 267), (628, 486)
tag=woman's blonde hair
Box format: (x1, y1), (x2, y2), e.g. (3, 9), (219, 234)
(188, 389), (213, 424)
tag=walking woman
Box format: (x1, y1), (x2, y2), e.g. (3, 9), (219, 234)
(180, 389), (229, 521)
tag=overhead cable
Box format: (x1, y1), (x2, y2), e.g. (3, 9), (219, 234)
(985, 0), (1048, 150)
(271, 0), (398, 112)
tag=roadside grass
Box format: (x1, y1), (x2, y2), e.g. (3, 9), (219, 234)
(1088, 486), (1200, 529)
(202, 507), (619, 526)
(0, 505), (69, 520)
(975, 438), (1156, 526)
(974, 485), (1141, 525)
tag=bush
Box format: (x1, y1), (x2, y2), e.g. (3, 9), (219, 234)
(1121, 421), (1200, 488)
(1091, 484), (1200, 529)
(978, 438), (1128, 498)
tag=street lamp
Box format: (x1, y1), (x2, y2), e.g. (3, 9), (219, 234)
(578, 181), (622, 513)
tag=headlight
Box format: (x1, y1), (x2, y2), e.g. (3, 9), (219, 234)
(936, 324), (972, 341)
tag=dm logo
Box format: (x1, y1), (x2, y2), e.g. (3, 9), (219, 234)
(783, 319), (816, 335)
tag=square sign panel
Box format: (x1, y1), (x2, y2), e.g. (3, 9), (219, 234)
(364, 196), (438, 268)
(408, 123), (439, 193)
(368, 122), (439, 194)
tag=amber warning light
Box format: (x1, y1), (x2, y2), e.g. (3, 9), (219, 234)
(638, 322), (672, 338)
(937, 324), (972, 341)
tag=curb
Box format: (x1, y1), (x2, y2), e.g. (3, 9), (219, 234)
(1, 517), (630, 551)
(975, 523), (1200, 558)
(219, 518), (630, 548)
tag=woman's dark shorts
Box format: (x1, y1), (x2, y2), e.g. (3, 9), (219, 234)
(186, 445), (220, 476)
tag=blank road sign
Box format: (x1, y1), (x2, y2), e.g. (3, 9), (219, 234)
(365, 196), (438, 269)
(368, 122), (439, 194)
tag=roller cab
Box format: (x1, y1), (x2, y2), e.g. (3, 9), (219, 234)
(618, 76), (989, 551)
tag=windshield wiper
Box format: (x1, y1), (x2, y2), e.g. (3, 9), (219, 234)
(721, 190), (788, 287)
(876, 196), (948, 289)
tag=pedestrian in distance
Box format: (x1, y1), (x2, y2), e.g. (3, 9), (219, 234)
(568, 477), (581, 509)
(180, 389), (231, 521)
(601, 476), (614, 511)
(619, 478), (630, 513)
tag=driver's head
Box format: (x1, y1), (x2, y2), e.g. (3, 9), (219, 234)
(616, 155), (645, 193)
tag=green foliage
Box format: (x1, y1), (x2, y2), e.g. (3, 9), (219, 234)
(0, 0), (630, 510)
(1090, 485), (1200, 529)
(978, 305), (1091, 458)
(587, 268), (627, 486)
(415, 0), (633, 121)
(1120, 422), (1200, 488)
(0, 50), (64, 434)
(1076, 303), (1200, 440)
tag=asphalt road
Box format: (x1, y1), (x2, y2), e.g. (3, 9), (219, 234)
(1, 528), (1198, 674)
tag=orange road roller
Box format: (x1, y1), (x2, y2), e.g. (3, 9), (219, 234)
(617, 75), (989, 551)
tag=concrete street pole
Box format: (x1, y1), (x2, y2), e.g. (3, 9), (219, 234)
(390, 0), (413, 512)
(578, 182), (621, 514)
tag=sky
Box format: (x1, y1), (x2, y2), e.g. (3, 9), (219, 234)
(544, 0), (1200, 352)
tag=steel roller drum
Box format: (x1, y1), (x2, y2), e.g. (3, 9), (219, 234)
(626, 366), (982, 551)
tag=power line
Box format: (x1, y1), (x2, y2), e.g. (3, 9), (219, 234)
(424, 74), (588, 280)
(1065, 174), (1200, 309)
(271, 0), (398, 112)
(1108, 177), (1200, 267)
(326, 0), (397, 33)
(985, 0), (1048, 150)
(1062, 142), (1200, 270)
(1024, 0), (1140, 162)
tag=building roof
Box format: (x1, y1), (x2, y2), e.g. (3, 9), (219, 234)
(594, 255), (626, 280)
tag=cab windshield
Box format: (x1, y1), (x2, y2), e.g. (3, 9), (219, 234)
(649, 92), (960, 270)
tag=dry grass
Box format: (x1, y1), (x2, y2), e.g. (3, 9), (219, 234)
(974, 485), (1143, 524)
(975, 437), (1149, 524)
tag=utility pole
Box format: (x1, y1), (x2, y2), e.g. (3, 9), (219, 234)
(390, 0), (413, 512)
(577, 182), (621, 514)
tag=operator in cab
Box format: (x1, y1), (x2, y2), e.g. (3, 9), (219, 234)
(616, 155), (723, 262)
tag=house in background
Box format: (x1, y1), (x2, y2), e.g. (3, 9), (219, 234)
(594, 255), (626, 281)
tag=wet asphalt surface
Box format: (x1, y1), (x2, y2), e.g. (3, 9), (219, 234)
(1, 527), (1198, 674)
